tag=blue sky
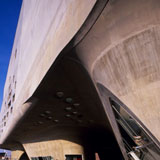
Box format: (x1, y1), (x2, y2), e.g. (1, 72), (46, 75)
(0, 0), (22, 109)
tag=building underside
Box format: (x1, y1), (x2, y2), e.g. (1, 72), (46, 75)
(1, 0), (160, 160)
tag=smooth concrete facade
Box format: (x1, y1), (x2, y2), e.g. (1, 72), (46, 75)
(0, 0), (96, 142)
(1, 0), (160, 160)
(0, 0), (98, 159)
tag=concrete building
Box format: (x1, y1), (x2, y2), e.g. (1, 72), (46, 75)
(0, 0), (160, 159)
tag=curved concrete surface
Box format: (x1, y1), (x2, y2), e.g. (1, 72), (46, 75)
(77, 0), (160, 142)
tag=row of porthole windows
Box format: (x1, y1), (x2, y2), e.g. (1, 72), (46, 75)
(0, 49), (17, 131)
(7, 73), (16, 104)
(6, 93), (15, 109)
(7, 93), (15, 103)
(3, 76), (16, 123)
(4, 49), (17, 113)
(6, 88), (16, 106)
(2, 108), (12, 121)
(1, 107), (13, 129)
(0, 121), (7, 128)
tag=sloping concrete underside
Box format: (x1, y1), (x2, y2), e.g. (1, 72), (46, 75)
(3, 54), (114, 148)
(2, 54), (124, 160)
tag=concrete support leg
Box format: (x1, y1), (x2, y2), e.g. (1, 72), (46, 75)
(11, 150), (24, 160)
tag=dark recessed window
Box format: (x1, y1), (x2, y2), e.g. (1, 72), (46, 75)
(110, 99), (160, 160)
(31, 156), (53, 160)
(8, 101), (11, 108)
(8, 91), (12, 101)
(15, 49), (17, 59)
(12, 94), (15, 102)
(65, 155), (82, 160)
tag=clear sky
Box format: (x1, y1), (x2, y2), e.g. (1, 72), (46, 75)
(0, 0), (22, 109)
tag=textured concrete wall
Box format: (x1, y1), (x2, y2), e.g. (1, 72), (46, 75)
(77, 0), (160, 141)
(11, 150), (24, 160)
